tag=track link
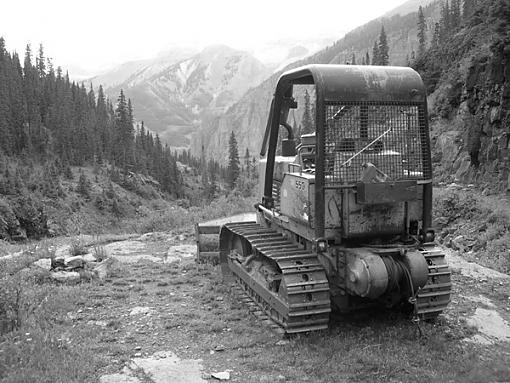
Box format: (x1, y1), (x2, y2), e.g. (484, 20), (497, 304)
(222, 222), (331, 334)
(415, 247), (451, 320)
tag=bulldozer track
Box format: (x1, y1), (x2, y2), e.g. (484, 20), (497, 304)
(223, 222), (331, 334)
(416, 247), (451, 320)
(221, 223), (450, 332)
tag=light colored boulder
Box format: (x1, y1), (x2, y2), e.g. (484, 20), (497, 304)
(83, 253), (97, 263)
(33, 258), (52, 271)
(65, 255), (84, 269)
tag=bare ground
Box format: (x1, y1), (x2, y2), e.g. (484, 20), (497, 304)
(44, 233), (508, 383)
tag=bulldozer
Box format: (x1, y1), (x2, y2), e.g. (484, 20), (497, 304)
(196, 64), (451, 334)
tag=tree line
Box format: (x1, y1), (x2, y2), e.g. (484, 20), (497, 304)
(411, 0), (509, 95)
(0, 38), (181, 196)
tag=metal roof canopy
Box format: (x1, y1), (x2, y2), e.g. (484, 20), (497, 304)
(275, 64), (426, 103)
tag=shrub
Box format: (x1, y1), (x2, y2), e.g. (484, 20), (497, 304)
(70, 238), (88, 256)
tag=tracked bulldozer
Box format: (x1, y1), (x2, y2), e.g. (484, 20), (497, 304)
(196, 64), (451, 334)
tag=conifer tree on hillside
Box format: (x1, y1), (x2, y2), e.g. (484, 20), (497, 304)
(227, 131), (240, 190)
(378, 26), (389, 66)
(0, 37), (184, 197)
(244, 147), (251, 177)
(450, 0), (461, 29)
(440, 0), (451, 41)
(462, 0), (477, 19)
(371, 41), (380, 65)
(365, 51), (370, 66)
(417, 6), (427, 58)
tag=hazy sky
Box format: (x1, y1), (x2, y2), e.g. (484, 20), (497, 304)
(2, 0), (406, 74)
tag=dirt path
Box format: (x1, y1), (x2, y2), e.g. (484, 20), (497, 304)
(62, 233), (510, 382)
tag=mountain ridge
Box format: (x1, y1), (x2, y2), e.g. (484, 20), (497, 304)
(191, 0), (442, 162)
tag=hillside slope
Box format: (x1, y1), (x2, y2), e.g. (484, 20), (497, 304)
(105, 45), (270, 148)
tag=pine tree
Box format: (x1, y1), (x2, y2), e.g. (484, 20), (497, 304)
(77, 171), (91, 199)
(440, 0), (451, 41)
(371, 41), (380, 65)
(351, 52), (356, 65)
(463, 0), (476, 19)
(36, 44), (45, 78)
(301, 90), (313, 134)
(450, 0), (461, 29)
(365, 51), (370, 66)
(244, 147), (251, 177)
(417, 6), (427, 58)
(227, 131), (240, 190)
(378, 26), (389, 66)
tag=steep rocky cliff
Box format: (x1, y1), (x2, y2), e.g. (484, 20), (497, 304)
(426, 0), (510, 191)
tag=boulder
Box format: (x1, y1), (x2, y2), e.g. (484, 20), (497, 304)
(33, 258), (52, 271)
(432, 216), (449, 229)
(50, 271), (81, 284)
(52, 256), (65, 269)
(82, 253), (97, 263)
(64, 255), (84, 269)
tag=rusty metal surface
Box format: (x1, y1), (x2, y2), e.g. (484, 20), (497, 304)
(415, 246), (451, 319)
(260, 64), (431, 239)
(219, 222), (330, 334)
(356, 181), (418, 205)
(276, 64), (427, 103)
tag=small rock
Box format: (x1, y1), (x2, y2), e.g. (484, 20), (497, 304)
(53, 256), (65, 268)
(64, 255), (84, 269)
(33, 258), (52, 271)
(277, 375), (286, 381)
(82, 253), (97, 263)
(50, 271), (81, 284)
(451, 235), (466, 252)
(178, 234), (186, 241)
(90, 320), (108, 327)
(134, 346), (141, 350)
(276, 340), (289, 346)
(129, 306), (154, 316)
(216, 297), (224, 301)
(134, 352), (142, 357)
(211, 371), (230, 380)
(432, 216), (449, 229)
(54, 245), (70, 259)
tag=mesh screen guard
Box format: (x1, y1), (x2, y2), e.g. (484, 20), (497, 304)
(323, 101), (432, 186)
